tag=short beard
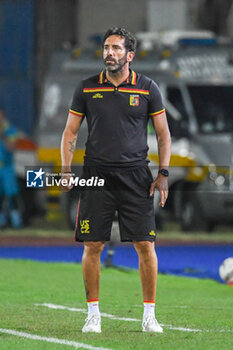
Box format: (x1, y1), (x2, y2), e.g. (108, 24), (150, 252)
(105, 54), (128, 74)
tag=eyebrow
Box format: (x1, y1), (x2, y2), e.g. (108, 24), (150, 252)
(104, 44), (123, 48)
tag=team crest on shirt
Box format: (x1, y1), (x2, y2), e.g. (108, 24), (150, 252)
(129, 94), (139, 106)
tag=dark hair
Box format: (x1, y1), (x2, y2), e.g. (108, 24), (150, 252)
(102, 27), (137, 53)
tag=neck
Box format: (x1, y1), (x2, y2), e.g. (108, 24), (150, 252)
(106, 65), (130, 87)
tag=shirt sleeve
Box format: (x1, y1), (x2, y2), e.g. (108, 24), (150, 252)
(148, 80), (165, 117)
(69, 81), (85, 118)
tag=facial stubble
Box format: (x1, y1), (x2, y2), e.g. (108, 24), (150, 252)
(105, 53), (128, 74)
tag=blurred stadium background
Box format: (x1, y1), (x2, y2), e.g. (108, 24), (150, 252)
(0, 0), (233, 273)
(0, 1), (233, 348)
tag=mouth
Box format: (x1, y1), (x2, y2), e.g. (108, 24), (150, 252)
(105, 59), (116, 64)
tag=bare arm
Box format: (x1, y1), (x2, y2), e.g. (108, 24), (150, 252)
(60, 113), (83, 191)
(152, 111), (171, 170)
(150, 111), (171, 207)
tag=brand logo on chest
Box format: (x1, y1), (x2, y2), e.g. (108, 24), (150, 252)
(92, 93), (103, 99)
(129, 94), (139, 106)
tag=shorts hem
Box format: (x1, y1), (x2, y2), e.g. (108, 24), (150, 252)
(75, 237), (111, 242)
(120, 237), (156, 242)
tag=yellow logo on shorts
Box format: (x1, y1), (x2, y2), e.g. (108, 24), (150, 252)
(149, 230), (156, 236)
(80, 220), (90, 234)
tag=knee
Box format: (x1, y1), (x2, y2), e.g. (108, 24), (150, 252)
(133, 241), (155, 256)
(84, 241), (105, 257)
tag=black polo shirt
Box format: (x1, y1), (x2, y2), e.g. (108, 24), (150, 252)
(69, 70), (165, 166)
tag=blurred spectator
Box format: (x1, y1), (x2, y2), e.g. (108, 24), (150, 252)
(0, 109), (22, 228)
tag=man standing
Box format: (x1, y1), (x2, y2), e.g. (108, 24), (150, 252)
(0, 109), (22, 228)
(60, 28), (171, 333)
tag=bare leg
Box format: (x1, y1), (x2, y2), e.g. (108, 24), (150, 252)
(82, 241), (105, 300)
(133, 241), (158, 301)
(134, 241), (163, 332)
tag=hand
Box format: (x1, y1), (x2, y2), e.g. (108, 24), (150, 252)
(59, 172), (74, 192)
(149, 174), (168, 207)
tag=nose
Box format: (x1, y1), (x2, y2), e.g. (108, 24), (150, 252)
(107, 46), (113, 56)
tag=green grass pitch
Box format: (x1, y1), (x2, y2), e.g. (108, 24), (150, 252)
(0, 259), (232, 350)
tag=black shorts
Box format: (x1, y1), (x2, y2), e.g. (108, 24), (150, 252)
(75, 165), (156, 242)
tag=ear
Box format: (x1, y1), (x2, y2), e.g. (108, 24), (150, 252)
(127, 51), (135, 63)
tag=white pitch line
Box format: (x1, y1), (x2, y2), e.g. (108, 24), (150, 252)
(0, 328), (113, 350)
(35, 303), (139, 322)
(162, 324), (201, 332)
(35, 303), (201, 332)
